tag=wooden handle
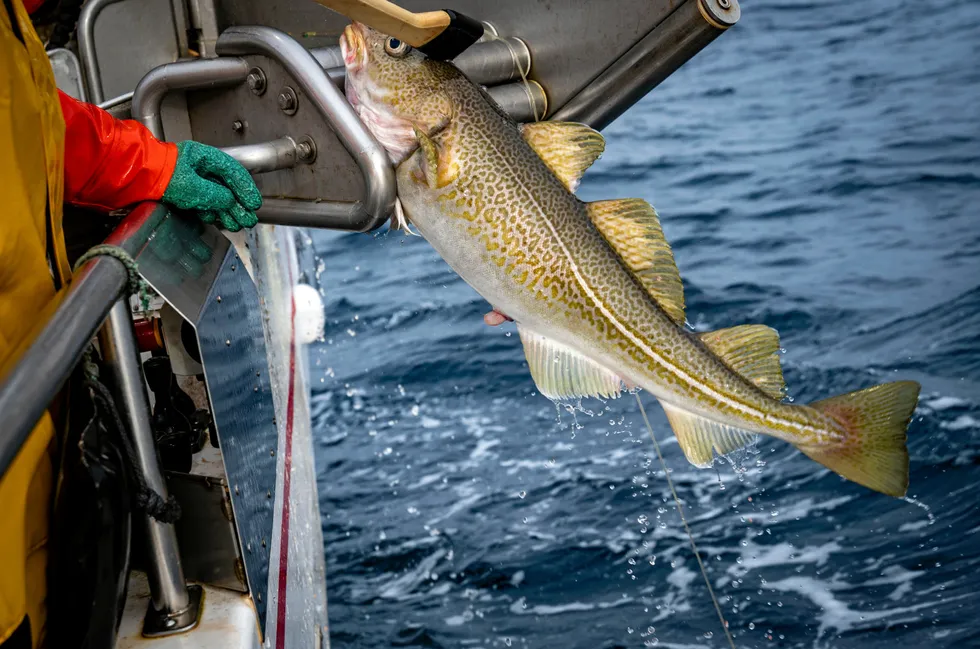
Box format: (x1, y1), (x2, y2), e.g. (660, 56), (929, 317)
(311, 0), (451, 46)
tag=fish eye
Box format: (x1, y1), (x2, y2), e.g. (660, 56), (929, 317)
(384, 37), (412, 58)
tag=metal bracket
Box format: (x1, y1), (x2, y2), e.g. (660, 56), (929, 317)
(130, 26), (397, 231)
(215, 26), (396, 231)
(142, 584), (204, 637)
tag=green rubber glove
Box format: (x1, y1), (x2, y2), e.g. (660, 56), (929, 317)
(162, 141), (263, 232)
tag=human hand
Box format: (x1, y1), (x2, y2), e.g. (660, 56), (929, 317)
(162, 141), (262, 232)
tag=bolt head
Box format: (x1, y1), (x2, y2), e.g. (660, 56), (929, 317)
(278, 91), (296, 111)
(232, 120), (244, 133)
(246, 69), (266, 95)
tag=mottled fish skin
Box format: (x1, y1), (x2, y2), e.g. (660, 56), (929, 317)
(342, 23), (919, 496)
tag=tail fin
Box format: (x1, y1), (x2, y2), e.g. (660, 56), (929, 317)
(797, 381), (920, 497)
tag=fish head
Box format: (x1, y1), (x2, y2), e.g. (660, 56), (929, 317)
(341, 22), (460, 165)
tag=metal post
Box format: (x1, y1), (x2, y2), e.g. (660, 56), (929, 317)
(223, 136), (317, 174)
(98, 300), (202, 635)
(77, 0), (127, 104)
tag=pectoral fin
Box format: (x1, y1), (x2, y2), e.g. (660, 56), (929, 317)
(413, 125), (459, 189)
(660, 403), (757, 467)
(518, 326), (624, 400)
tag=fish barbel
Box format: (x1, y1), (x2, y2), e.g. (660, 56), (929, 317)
(341, 23), (920, 497)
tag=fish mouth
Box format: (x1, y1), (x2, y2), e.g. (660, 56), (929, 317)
(340, 23), (365, 73)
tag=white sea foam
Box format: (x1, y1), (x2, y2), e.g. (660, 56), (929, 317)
(940, 415), (979, 431)
(923, 395), (970, 411)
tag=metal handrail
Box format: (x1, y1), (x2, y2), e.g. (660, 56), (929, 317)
(0, 201), (194, 625)
(216, 25), (397, 232)
(0, 202), (167, 476)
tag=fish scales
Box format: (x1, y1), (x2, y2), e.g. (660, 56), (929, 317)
(405, 73), (825, 440)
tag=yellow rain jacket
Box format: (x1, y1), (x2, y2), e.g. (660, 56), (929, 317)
(0, 0), (69, 646)
(0, 0), (68, 645)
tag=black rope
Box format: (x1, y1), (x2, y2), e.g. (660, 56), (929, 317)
(72, 244), (179, 523)
(86, 375), (181, 524)
(73, 244), (152, 313)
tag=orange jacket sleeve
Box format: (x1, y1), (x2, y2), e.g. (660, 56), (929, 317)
(58, 90), (178, 212)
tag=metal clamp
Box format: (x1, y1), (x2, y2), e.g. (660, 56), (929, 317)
(216, 26), (396, 232)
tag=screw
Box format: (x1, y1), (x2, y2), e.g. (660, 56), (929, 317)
(718, 0), (731, 8)
(278, 87), (298, 115)
(246, 68), (266, 96)
(232, 120), (244, 133)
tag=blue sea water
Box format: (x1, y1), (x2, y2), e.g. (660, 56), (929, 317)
(307, 0), (980, 647)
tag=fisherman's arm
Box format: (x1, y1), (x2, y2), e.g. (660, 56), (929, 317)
(58, 91), (261, 230)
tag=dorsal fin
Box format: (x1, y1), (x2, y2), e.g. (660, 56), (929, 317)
(520, 122), (605, 192)
(518, 326), (624, 401)
(697, 325), (786, 399)
(586, 199), (686, 325)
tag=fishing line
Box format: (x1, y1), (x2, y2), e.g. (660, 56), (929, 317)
(634, 392), (737, 649)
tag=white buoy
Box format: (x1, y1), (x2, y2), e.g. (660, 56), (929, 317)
(292, 283), (325, 344)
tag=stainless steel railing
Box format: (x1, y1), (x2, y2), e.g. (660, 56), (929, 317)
(0, 202), (198, 632)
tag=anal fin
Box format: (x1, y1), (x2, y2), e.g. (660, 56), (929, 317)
(661, 403), (757, 467)
(518, 326), (624, 401)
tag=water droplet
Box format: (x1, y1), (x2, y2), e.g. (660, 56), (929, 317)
(410, 404), (420, 416)
(749, 623), (755, 630)
(518, 490), (527, 499)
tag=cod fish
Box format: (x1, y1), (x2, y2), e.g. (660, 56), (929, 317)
(341, 23), (920, 497)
